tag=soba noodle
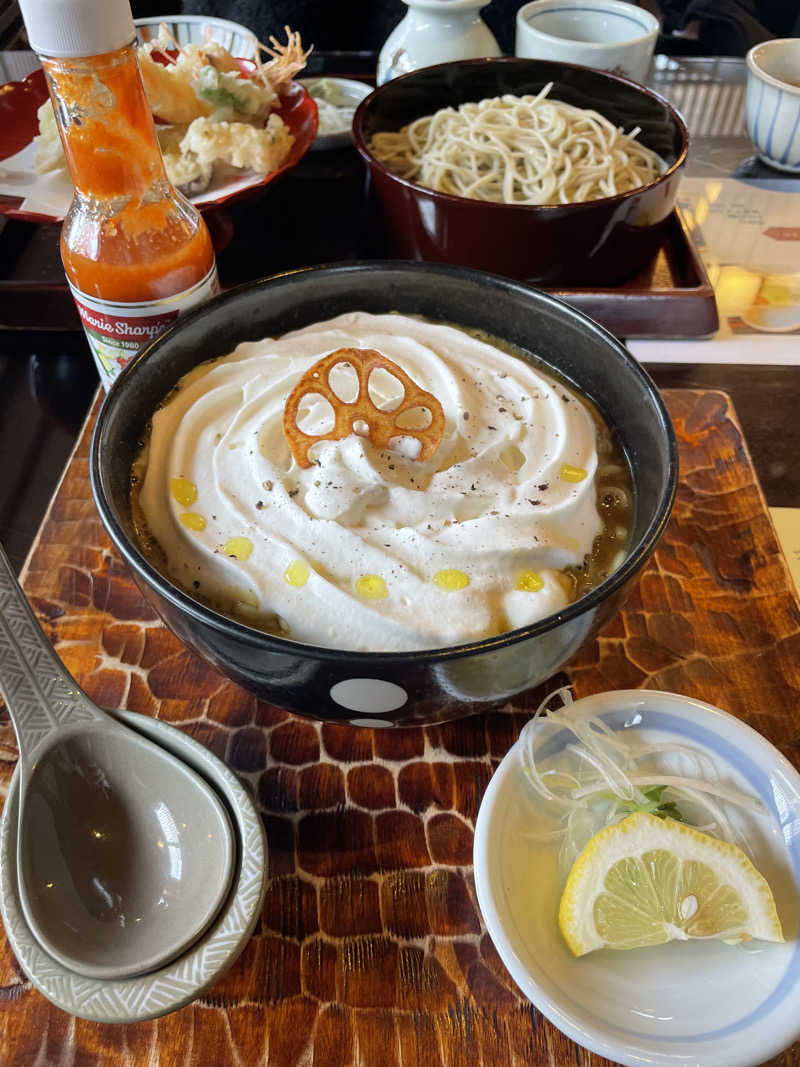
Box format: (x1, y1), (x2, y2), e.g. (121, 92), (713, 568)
(368, 84), (666, 205)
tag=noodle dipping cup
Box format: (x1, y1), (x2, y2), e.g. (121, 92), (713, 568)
(353, 58), (688, 286)
(90, 262), (677, 726)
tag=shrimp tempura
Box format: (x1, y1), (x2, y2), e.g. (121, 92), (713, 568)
(254, 27), (312, 96)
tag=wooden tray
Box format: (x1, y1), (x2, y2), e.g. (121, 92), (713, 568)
(1, 389), (798, 1065)
(544, 209), (718, 339)
(0, 191), (718, 339)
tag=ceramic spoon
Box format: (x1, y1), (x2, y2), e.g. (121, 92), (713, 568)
(0, 544), (236, 980)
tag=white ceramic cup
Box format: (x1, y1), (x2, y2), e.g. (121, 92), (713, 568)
(515, 0), (659, 84)
(745, 38), (800, 173)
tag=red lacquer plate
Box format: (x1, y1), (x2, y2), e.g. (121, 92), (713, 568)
(0, 67), (318, 223)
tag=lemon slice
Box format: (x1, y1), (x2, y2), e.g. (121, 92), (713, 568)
(559, 811), (784, 956)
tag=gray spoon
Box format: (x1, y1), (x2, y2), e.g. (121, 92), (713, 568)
(0, 544), (235, 980)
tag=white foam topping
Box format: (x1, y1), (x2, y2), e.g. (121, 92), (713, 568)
(138, 312), (603, 651)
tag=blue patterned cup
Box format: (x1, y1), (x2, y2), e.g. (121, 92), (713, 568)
(746, 39), (800, 173)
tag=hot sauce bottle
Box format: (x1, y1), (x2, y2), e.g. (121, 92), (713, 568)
(19, 0), (219, 390)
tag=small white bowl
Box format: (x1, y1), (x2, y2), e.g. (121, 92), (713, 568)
(741, 274), (800, 333)
(746, 39), (800, 173)
(515, 0), (659, 84)
(299, 77), (373, 150)
(0, 710), (267, 1022)
(134, 14), (258, 58)
(473, 689), (800, 1067)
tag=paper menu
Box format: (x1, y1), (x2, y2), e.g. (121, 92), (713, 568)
(630, 176), (800, 363)
(771, 508), (800, 600)
(683, 177), (800, 331)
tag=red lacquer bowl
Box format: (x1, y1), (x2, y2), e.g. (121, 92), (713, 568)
(354, 58), (689, 287)
(0, 67), (318, 224)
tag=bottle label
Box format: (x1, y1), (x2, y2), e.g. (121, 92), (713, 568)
(69, 264), (220, 391)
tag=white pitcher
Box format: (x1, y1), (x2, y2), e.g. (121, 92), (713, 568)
(377, 0), (502, 85)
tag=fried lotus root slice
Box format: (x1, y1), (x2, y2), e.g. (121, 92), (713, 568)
(283, 348), (445, 468)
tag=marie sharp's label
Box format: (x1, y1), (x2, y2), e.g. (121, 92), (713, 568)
(69, 263), (219, 391)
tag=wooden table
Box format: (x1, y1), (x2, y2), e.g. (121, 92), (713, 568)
(1, 387), (798, 1066)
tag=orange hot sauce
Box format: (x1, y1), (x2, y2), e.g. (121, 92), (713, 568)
(21, 0), (219, 389)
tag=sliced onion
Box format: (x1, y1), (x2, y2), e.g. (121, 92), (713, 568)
(518, 688), (769, 877)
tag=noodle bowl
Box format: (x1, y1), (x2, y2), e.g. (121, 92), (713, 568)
(356, 58), (688, 285)
(369, 85), (666, 206)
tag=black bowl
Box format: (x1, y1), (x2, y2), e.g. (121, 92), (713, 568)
(90, 262), (677, 726)
(353, 58), (689, 286)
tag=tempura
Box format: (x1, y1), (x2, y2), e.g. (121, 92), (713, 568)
(33, 24), (310, 195)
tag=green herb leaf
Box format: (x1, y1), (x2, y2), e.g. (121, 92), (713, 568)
(612, 784), (685, 823)
(197, 85), (247, 114)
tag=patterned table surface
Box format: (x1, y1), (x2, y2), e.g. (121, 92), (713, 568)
(0, 389), (799, 1066)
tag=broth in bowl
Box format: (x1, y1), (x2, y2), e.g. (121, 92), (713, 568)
(131, 311), (632, 652)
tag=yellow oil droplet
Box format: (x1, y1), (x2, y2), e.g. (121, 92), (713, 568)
(170, 477), (197, 507)
(433, 569), (470, 591)
(284, 560), (310, 588)
(560, 464), (587, 483)
(179, 512), (206, 531)
(355, 574), (388, 599)
(516, 570), (544, 592)
(499, 444), (525, 472)
(223, 536), (253, 560)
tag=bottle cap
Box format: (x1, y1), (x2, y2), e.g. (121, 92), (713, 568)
(19, 0), (136, 58)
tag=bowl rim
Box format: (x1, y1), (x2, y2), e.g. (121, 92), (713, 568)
(746, 40), (800, 97)
(515, 0), (660, 46)
(299, 76), (372, 149)
(90, 260), (678, 665)
(133, 13), (258, 37)
(299, 75), (373, 101)
(353, 57), (688, 214)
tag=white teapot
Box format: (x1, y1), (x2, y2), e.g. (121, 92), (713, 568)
(377, 0), (502, 85)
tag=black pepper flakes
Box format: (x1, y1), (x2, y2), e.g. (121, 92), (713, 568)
(255, 500), (264, 510)
(538, 483), (549, 491)
(528, 499), (542, 506)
